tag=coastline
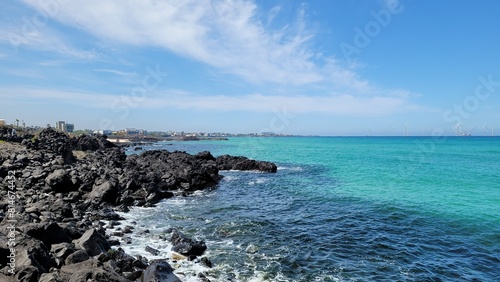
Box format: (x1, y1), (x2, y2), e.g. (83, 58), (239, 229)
(0, 128), (277, 281)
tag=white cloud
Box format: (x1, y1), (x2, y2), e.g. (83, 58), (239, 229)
(4, 0), (425, 118)
(0, 24), (99, 60)
(18, 0), (360, 87)
(93, 68), (137, 77)
(0, 86), (429, 116)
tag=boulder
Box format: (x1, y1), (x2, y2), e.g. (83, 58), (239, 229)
(45, 169), (75, 192)
(195, 151), (216, 161)
(97, 207), (122, 220)
(200, 257), (213, 268)
(71, 134), (117, 151)
(139, 260), (181, 282)
(89, 181), (118, 204)
(21, 222), (71, 246)
(74, 229), (110, 256)
(59, 259), (129, 282)
(65, 249), (90, 265)
(170, 229), (207, 257)
(13, 235), (54, 275)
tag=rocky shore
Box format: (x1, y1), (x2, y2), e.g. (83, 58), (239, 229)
(0, 128), (277, 281)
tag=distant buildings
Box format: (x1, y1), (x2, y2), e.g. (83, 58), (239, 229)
(125, 128), (147, 136)
(0, 119), (5, 126)
(55, 121), (75, 133)
(94, 130), (113, 135)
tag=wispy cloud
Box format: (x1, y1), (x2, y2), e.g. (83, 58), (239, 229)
(0, 86), (431, 116)
(18, 0), (360, 88)
(93, 68), (137, 77)
(0, 17), (99, 60)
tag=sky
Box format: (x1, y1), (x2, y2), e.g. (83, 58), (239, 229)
(1, 0), (499, 136)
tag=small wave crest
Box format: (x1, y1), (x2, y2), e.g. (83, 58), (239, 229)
(277, 166), (304, 172)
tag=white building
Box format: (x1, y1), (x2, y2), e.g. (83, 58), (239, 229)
(55, 121), (74, 132)
(56, 121), (66, 132)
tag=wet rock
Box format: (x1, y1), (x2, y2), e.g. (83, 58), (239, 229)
(98, 208), (122, 220)
(200, 257), (213, 268)
(170, 229), (207, 257)
(198, 272), (212, 282)
(139, 260), (181, 282)
(145, 245), (161, 256)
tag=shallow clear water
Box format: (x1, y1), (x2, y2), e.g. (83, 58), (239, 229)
(122, 137), (500, 281)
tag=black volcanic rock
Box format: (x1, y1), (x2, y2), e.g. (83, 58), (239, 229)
(170, 229), (207, 257)
(124, 150), (221, 194)
(216, 154), (278, 172)
(71, 134), (117, 151)
(140, 260), (181, 282)
(74, 229), (111, 256)
(58, 259), (129, 282)
(27, 127), (75, 164)
(20, 222), (71, 246)
(65, 249), (90, 265)
(45, 169), (76, 192)
(89, 181), (118, 204)
(0, 128), (279, 280)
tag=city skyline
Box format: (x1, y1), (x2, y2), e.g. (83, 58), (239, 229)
(1, 1), (500, 136)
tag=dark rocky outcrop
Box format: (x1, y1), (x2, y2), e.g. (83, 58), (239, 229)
(71, 134), (117, 151)
(0, 128), (278, 280)
(216, 154), (278, 172)
(170, 229), (207, 257)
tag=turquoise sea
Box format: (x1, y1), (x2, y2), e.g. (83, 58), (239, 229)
(121, 137), (500, 281)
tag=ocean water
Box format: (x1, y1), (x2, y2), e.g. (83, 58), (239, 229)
(117, 137), (500, 281)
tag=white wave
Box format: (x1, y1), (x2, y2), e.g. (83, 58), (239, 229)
(277, 166), (303, 172)
(105, 214), (214, 281)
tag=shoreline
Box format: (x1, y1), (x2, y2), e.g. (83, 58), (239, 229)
(0, 128), (277, 281)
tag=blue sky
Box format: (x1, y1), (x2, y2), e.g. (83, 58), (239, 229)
(1, 0), (499, 136)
